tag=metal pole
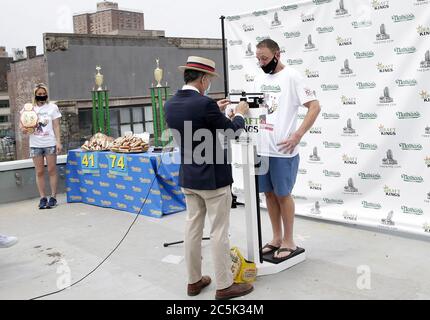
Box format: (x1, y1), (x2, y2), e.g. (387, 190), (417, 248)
(220, 16), (228, 97)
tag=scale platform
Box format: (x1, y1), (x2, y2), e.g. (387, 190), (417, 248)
(257, 249), (306, 276)
(262, 247), (305, 264)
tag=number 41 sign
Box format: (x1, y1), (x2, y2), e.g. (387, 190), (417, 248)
(80, 152), (100, 174)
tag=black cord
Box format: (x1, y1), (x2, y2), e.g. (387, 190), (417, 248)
(30, 150), (167, 300)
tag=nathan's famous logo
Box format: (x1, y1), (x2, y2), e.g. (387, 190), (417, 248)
(317, 26), (334, 33)
(319, 55), (336, 62)
(396, 111), (420, 119)
(359, 172), (381, 180)
(229, 40), (243, 46)
(401, 174), (424, 183)
(299, 141), (307, 147)
(323, 141), (341, 148)
(305, 69), (319, 78)
(376, 62), (394, 72)
(323, 198), (343, 205)
(79, 187), (87, 193)
(284, 31), (301, 38)
(298, 113), (306, 120)
(260, 84), (281, 92)
(354, 51), (374, 59)
(287, 58), (303, 65)
(420, 90), (430, 102)
(396, 79), (417, 87)
(282, 5), (299, 11)
(323, 170), (341, 178)
(342, 154), (358, 165)
(358, 142), (378, 150)
(402, 206), (424, 215)
(392, 13), (415, 23)
(321, 84), (339, 91)
(229, 64), (243, 71)
(242, 24), (254, 32)
(308, 181), (322, 190)
(399, 143), (423, 151)
(252, 10), (268, 16)
(384, 185), (400, 197)
(301, 13), (315, 22)
(356, 82), (376, 89)
(313, 0), (332, 4)
(226, 15), (241, 21)
(336, 36), (352, 46)
(322, 112), (339, 119)
(357, 112), (377, 119)
(394, 47), (416, 55)
(417, 25), (430, 36)
(352, 20), (372, 28)
(298, 168), (308, 174)
(362, 201), (382, 209)
(256, 36), (270, 42)
(341, 96), (357, 105)
(425, 156), (430, 167)
(372, 0), (390, 10)
(415, 0), (429, 5)
(379, 125), (396, 136)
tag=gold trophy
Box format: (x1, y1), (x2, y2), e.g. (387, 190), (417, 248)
(154, 58), (163, 87)
(95, 66), (104, 91)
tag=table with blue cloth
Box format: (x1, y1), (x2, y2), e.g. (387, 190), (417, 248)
(66, 149), (186, 218)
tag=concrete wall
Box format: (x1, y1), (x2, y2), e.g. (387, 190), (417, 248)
(44, 34), (225, 101)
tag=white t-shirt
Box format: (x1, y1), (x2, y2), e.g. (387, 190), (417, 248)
(254, 66), (316, 158)
(22, 103), (62, 148)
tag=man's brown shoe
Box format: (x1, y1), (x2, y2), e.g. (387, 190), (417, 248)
(215, 283), (254, 300)
(187, 276), (212, 296)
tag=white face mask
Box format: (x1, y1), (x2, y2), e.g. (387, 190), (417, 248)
(204, 81), (212, 96)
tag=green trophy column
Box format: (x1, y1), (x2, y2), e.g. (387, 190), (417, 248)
(91, 66), (110, 135)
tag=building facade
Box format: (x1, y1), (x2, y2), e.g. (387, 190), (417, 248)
(73, 1), (163, 37)
(8, 33), (224, 160)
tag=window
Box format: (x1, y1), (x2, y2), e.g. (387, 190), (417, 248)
(0, 115), (9, 123)
(0, 101), (9, 108)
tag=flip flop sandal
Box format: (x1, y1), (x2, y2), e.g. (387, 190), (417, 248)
(261, 243), (281, 254)
(273, 247), (302, 261)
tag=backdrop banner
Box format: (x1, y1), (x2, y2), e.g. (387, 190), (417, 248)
(225, 0), (430, 237)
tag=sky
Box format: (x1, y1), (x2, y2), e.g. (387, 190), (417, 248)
(0, 0), (287, 56)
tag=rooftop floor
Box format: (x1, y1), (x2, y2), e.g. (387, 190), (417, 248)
(1, 194), (429, 300)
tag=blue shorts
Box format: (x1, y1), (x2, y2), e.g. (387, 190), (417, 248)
(30, 146), (56, 158)
(257, 155), (300, 197)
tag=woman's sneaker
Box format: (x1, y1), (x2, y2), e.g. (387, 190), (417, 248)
(47, 197), (57, 209)
(0, 235), (18, 248)
(39, 197), (48, 209)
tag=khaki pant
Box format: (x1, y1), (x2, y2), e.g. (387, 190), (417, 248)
(182, 185), (233, 290)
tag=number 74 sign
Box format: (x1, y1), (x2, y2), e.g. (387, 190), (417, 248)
(107, 154), (128, 176)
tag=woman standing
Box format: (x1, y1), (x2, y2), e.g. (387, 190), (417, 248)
(21, 83), (62, 209)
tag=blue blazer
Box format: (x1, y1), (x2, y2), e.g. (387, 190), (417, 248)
(165, 90), (245, 190)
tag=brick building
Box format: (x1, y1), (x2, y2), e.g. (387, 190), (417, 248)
(73, 1), (163, 37)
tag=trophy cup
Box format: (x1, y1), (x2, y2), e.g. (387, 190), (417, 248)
(154, 58), (163, 88)
(95, 66), (104, 91)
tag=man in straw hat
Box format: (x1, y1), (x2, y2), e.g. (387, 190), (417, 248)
(165, 56), (252, 300)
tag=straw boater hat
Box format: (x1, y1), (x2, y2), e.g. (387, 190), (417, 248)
(178, 56), (220, 77)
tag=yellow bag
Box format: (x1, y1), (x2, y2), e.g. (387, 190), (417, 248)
(230, 246), (257, 284)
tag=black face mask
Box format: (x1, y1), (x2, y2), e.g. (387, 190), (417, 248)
(35, 95), (48, 102)
(261, 55), (278, 74)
